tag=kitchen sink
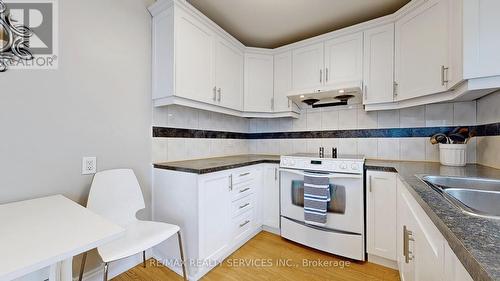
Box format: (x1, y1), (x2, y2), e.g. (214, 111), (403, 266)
(418, 175), (500, 219)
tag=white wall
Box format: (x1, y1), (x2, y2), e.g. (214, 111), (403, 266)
(0, 0), (154, 277)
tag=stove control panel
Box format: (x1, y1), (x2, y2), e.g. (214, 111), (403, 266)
(280, 156), (364, 174)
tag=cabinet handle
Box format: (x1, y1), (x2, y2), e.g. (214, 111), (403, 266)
(213, 87), (217, 101)
(325, 68), (329, 82)
(441, 65), (449, 86)
(320, 69), (322, 83)
(403, 225), (415, 263)
(239, 187), (251, 193)
(368, 175), (372, 192)
(239, 172), (250, 177)
(217, 88), (222, 102)
(271, 97), (275, 111)
(229, 175), (233, 191)
(274, 168), (278, 180)
(239, 203), (250, 209)
(239, 220), (250, 228)
(393, 81), (398, 99)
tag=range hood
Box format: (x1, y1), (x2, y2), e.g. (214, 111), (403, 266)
(287, 82), (362, 108)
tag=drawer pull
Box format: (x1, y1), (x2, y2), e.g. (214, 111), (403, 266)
(239, 187), (251, 193)
(239, 172), (251, 177)
(238, 203), (250, 209)
(239, 220), (250, 228)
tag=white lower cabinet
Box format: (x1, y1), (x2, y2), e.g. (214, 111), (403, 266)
(366, 171), (475, 281)
(396, 176), (473, 281)
(152, 164), (278, 280)
(261, 164), (280, 231)
(366, 171), (397, 262)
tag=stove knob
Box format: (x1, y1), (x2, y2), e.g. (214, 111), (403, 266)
(340, 163), (347, 170)
(351, 163), (359, 170)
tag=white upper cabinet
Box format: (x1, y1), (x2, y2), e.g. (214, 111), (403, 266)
(273, 51), (293, 112)
(214, 36), (244, 110)
(462, 0), (500, 80)
(292, 43), (324, 91)
(244, 52), (274, 112)
(363, 23), (395, 105)
(395, 0), (449, 101)
(175, 8), (215, 103)
(324, 32), (363, 88)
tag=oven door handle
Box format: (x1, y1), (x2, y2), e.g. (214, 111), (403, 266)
(279, 168), (362, 179)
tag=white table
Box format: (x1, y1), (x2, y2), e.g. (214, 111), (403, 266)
(0, 195), (124, 281)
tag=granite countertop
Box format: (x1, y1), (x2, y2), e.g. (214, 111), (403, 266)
(153, 154), (280, 174)
(366, 160), (500, 281)
(154, 155), (499, 280)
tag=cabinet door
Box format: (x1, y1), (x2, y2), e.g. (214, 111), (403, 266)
(413, 201), (444, 281)
(395, 0), (449, 101)
(363, 24), (395, 105)
(214, 37), (244, 110)
(367, 171), (397, 261)
(463, 0), (500, 79)
(292, 43), (324, 91)
(244, 53), (274, 112)
(199, 174), (231, 260)
(324, 32), (363, 87)
(273, 51), (293, 112)
(397, 179), (416, 281)
(175, 9), (214, 103)
(262, 165), (280, 229)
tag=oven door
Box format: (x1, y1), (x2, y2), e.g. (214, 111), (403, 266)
(280, 168), (364, 234)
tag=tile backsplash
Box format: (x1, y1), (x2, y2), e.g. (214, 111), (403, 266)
(152, 98), (488, 164)
(476, 90), (500, 168)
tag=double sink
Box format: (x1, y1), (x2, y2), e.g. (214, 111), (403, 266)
(418, 175), (500, 219)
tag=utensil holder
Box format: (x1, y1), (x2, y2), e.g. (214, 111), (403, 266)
(439, 143), (467, 167)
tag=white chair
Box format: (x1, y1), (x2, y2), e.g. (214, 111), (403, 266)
(78, 169), (187, 281)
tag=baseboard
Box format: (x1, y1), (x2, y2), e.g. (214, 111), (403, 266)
(262, 225), (280, 235)
(367, 254), (398, 270)
(74, 251), (153, 281)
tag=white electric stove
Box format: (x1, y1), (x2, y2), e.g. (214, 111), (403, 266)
(279, 153), (366, 261)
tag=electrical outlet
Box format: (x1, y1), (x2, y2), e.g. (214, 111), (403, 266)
(82, 157), (97, 175)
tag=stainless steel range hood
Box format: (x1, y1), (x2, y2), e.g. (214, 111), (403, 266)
(287, 82), (362, 108)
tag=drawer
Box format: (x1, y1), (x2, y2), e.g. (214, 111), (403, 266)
(232, 209), (254, 242)
(231, 194), (254, 217)
(232, 181), (253, 201)
(231, 170), (254, 185)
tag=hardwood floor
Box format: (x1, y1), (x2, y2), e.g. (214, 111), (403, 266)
(113, 231), (400, 281)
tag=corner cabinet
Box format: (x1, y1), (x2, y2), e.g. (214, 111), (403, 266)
(244, 51), (274, 113)
(149, 0), (298, 119)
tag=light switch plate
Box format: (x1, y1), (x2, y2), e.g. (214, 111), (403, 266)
(82, 157), (97, 175)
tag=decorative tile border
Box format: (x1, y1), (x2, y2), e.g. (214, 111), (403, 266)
(153, 123), (499, 139)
